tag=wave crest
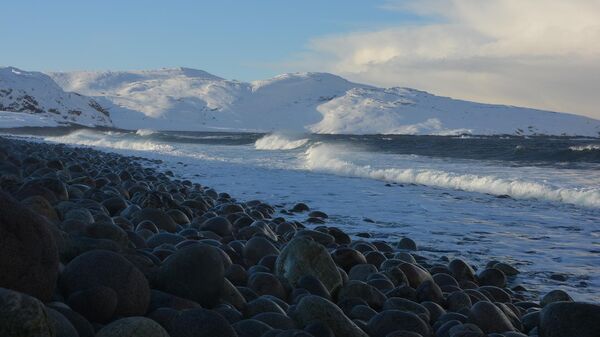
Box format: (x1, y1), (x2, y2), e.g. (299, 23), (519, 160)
(255, 134), (309, 150)
(569, 144), (600, 152)
(135, 129), (157, 136)
(304, 144), (600, 208)
(47, 130), (174, 152)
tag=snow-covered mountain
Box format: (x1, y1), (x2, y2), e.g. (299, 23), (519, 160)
(50, 68), (368, 132)
(3, 66), (599, 136)
(0, 67), (113, 127)
(49, 67), (600, 136)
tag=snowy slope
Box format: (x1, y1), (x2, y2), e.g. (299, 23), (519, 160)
(311, 87), (600, 136)
(0, 67), (113, 127)
(50, 68), (367, 132)
(45, 67), (600, 136)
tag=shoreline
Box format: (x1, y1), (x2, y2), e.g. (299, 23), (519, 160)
(0, 135), (598, 336)
(3, 124), (600, 139)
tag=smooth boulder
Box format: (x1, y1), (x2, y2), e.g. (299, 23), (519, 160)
(467, 301), (515, 334)
(168, 308), (237, 337)
(158, 244), (226, 307)
(275, 238), (342, 293)
(60, 250), (150, 317)
(0, 287), (54, 337)
(0, 192), (59, 301)
(292, 295), (369, 337)
(539, 302), (600, 337)
(366, 310), (430, 337)
(96, 317), (170, 337)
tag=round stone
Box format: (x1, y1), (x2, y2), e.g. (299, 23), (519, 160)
(478, 268), (507, 288)
(43, 310), (76, 337)
(540, 289), (573, 307)
(275, 238), (343, 293)
(397, 238), (417, 251)
(416, 280), (444, 305)
(292, 295), (369, 337)
(232, 319), (273, 337)
(200, 216), (233, 237)
(248, 272), (287, 300)
(60, 250), (150, 317)
(398, 263), (433, 289)
(133, 208), (178, 233)
(337, 280), (387, 310)
(447, 291), (472, 312)
(0, 287), (54, 337)
(67, 286), (118, 323)
(158, 244), (225, 307)
(448, 259), (476, 283)
(539, 302), (600, 337)
(366, 310), (430, 337)
(96, 317), (170, 337)
(467, 301), (515, 334)
(244, 236), (280, 267)
(382, 298), (431, 323)
(291, 203), (310, 212)
(0, 192), (59, 302)
(331, 248), (367, 272)
(169, 308), (237, 337)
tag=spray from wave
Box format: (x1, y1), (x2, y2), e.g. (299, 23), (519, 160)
(46, 129), (174, 152)
(255, 133), (309, 150)
(569, 144), (600, 152)
(304, 144), (600, 208)
(135, 129), (157, 136)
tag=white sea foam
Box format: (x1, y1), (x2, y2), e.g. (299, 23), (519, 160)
(255, 133), (309, 150)
(47, 130), (174, 152)
(135, 129), (157, 136)
(569, 144), (600, 151)
(304, 144), (600, 208)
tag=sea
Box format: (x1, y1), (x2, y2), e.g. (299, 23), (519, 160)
(4, 127), (600, 302)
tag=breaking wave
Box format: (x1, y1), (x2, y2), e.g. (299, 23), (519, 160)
(304, 144), (600, 208)
(135, 129), (157, 136)
(46, 130), (174, 152)
(569, 144), (600, 152)
(255, 133), (309, 150)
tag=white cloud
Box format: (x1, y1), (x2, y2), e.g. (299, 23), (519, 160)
(289, 0), (600, 119)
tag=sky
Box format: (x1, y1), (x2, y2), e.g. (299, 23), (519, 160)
(1, 0), (599, 119)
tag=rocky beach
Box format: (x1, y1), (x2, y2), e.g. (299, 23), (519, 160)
(0, 135), (599, 337)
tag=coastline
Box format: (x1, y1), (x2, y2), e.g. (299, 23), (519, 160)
(0, 135), (598, 336)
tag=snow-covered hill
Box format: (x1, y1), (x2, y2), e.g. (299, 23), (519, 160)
(311, 87), (600, 136)
(48, 67), (600, 136)
(50, 68), (368, 132)
(0, 67), (113, 127)
(4, 66), (599, 136)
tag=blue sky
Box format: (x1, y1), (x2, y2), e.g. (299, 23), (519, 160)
(0, 0), (424, 80)
(1, 1), (598, 118)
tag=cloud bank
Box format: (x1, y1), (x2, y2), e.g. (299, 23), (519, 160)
(290, 0), (600, 119)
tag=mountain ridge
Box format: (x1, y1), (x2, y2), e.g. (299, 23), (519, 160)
(0, 66), (598, 136)
(0, 67), (113, 127)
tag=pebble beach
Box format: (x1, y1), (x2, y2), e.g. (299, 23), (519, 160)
(0, 135), (598, 337)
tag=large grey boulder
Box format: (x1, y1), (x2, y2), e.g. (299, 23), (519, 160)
(275, 238), (342, 293)
(539, 302), (600, 337)
(291, 295), (369, 337)
(0, 287), (54, 337)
